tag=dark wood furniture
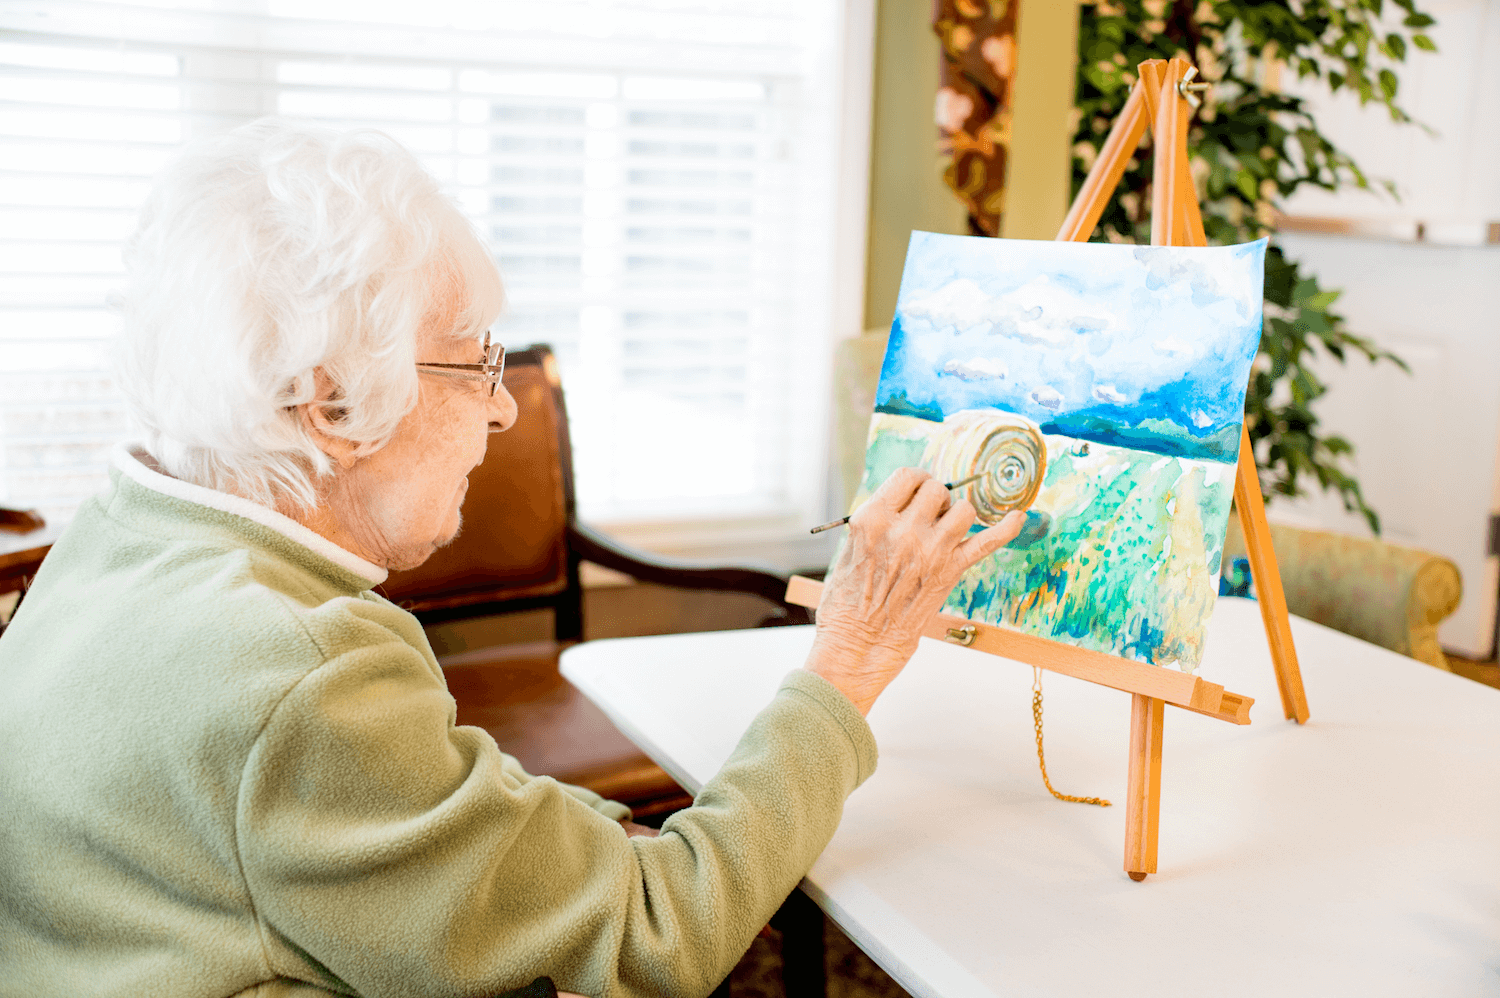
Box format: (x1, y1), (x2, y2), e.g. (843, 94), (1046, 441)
(0, 517), (58, 636)
(381, 345), (811, 817)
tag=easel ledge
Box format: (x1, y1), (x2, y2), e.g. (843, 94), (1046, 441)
(785, 575), (1253, 725)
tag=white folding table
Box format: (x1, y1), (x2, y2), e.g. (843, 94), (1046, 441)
(560, 598), (1500, 998)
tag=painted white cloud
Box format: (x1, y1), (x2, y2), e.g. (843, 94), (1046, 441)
(1030, 385), (1063, 410)
(1191, 409), (1214, 428)
(889, 233), (1265, 426)
(1004, 276), (1115, 346)
(1132, 244), (1260, 321)
(902, 274), (1119, 348)
(941, 357), (1008, 381)
(901, 278), (997, 331)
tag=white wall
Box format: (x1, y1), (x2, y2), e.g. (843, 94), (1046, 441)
(1281, 0), (1500, 225)
(1271, 233), (1500, 657)
(1273, 0), (1500, 657)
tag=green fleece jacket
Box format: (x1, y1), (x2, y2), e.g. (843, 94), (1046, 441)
(0, 453), (878, 998)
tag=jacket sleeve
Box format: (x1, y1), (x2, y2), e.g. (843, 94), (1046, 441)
(236, 634), (876, 998)
(497, 751), (632, 823)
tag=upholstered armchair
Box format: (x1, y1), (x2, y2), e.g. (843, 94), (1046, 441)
(1221, 517), (1463, 671)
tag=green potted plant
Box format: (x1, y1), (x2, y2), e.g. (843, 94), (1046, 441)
(1072, 0), (1437, 532)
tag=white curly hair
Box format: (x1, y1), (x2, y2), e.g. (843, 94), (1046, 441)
(115, 118), (504, 511)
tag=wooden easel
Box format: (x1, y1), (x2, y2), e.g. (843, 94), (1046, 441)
(789, 58), (1309, 881)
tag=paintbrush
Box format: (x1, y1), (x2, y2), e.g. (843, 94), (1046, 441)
(808, 471), (988, 534)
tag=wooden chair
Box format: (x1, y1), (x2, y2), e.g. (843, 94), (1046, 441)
(380, 345), (811, 816)
(0, 511), (56, 637)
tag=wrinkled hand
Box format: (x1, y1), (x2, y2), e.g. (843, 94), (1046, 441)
(806, 467), (1025, 715)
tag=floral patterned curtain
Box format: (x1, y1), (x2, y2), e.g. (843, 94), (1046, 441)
(932, 0), (1021, 237)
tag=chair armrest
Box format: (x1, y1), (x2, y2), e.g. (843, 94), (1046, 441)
(1222, 519), (1463, 670)
(567, 522), (813, 623)
(0, 507), (46, 534)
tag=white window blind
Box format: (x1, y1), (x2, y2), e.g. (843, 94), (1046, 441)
(0, 0), (865, 533)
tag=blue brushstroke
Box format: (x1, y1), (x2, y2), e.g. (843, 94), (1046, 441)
(873, 233), (1267, 464)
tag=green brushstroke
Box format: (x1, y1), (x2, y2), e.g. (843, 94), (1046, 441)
(859, 425), (929, 495)
(847, 413), (1236, 671)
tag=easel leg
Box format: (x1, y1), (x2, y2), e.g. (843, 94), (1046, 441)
(1234, 426), (1311, 723)
(1124, 694), (1164, 881)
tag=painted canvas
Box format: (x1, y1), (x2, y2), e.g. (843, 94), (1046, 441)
(848, 232), (1268, 673)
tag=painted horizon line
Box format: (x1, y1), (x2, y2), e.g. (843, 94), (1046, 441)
(874, 392), (1243, 465)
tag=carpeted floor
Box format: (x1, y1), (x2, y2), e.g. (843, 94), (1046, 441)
(726, 911), (911, 998)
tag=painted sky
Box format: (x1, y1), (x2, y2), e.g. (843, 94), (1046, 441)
(877, 233), (1267, 461)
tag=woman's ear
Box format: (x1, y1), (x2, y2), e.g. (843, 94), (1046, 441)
(297, 368), (364, 470)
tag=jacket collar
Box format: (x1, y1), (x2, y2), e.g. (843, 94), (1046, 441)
(111, 445), (389, 587)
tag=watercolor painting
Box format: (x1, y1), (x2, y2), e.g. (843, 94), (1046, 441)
(847, 231), (1268, 673)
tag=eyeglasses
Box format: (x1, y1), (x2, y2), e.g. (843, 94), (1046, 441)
(414, 330), (506, 397)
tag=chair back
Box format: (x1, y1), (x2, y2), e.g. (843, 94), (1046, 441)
(377, 344), (795, 816)
(381, 346), (583, 636)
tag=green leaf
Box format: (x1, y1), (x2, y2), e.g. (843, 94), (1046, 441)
(1235, 169), (1258, 201)
(1067, 2), (1422, 534)
(1378, 68), (1399, 101)
(1403, 12), (1435, 27)
(1300, 310), (1333, 334)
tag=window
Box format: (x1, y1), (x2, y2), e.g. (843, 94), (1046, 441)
(0, 0), (871, 544)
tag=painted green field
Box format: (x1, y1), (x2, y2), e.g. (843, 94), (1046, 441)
(849, 412), (1237, 672)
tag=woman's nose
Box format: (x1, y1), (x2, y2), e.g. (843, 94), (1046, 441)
(488, 383), (518, 433)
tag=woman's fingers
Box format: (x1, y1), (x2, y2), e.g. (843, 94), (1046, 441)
(808, 470), (1031, 717)
(868, 466), (930, 515)
(954, 509), (1026, 568)
(935, 495), (978, 543)
(903, 477), (953, 524)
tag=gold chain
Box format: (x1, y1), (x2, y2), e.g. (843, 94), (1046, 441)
(1031, 667), (1111, 807)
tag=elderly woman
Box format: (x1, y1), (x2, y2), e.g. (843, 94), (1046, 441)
(0, 120), (1022, 998)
